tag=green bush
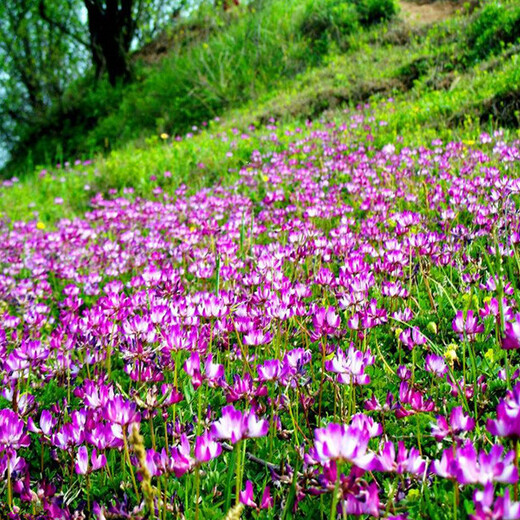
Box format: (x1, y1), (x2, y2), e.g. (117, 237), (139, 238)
(300, 0), (359, 55)
(355, 0), (398, 26)
(466, 2), (520, 62)
(298, 0), (397, 56)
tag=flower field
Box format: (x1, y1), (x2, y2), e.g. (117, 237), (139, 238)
(2, 107), (520, 519)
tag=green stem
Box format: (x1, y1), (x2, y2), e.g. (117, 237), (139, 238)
(164, 420), (169, 456)
(318, 340), (326, 421)
(453, 482), (459, 520)
(416, 414), (422, 456)
(505, 348), (512, 391)
(86, 472), (91, 516)
(184, 470), (190, 518)
(122, 427), (141, 502)
(149, 416), (156, 450)
(269, 391), (276, 459)
(225, 444), (238, 512)
(7, 458), (12, 511)
(196, 385), (203, 436)
(412, 347), (416, 385)
(106, 342), (112, 379)
(350, 384), (356, 418)
(330, 464), (341, 520)
(467, 339), (479, 421)
(238, 439), (247, 502)
(287, 395), (300, 446)
(194, 465), (201, 520)
(235, 440), (242, 506)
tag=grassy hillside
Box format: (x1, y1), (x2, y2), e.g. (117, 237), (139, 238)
(1, 0), (520, 223)
(5, 0), (396, 174)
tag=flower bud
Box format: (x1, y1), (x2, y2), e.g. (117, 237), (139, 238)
(426, 321), (438, 335)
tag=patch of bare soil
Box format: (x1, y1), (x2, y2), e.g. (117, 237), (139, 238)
(400, 0), (462, 26)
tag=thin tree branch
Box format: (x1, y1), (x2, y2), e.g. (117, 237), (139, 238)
(38, 0), (90, 47)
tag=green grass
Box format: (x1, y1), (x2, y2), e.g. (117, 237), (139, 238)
(1, 0), (520, 224)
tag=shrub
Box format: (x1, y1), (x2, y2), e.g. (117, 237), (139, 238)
(355, 0), (398, 26)
(300, 0), (360, 55)
(466, 2), (520, 62)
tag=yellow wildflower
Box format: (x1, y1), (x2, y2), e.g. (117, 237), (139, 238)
(445, 343), (459, 365)
(408, 489), (421, 502)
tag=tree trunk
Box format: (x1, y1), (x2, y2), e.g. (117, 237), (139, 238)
(84, 0), (135, 86)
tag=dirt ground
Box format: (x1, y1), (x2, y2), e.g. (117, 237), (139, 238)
(400, 0), (463, 26)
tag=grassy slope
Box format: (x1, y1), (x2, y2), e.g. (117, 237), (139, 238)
(4, 0), (317, 173)
(1, 0), (520, 224)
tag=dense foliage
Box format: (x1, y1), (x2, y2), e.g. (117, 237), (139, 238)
(0, 0), (87, 149)
(0, 0), (191, 166)
(2, 0), (400, 175)
(465, 1), (520, 63)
